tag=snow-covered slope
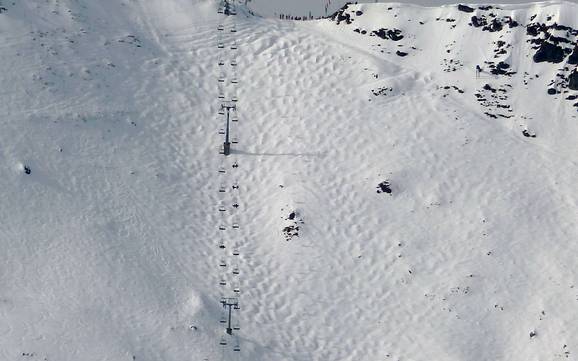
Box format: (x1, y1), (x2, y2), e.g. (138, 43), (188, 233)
(1, 1), (577, 360)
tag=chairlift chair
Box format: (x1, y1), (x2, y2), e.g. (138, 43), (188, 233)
(232, 248), (240, 256)
(232, 266), (239, 275)
(232, 182), (239, 190)
(219, 225), (226, 231)
(233, 284), (240, 293)
(219, 205), (226, 212)
(233, 344), (241, 352)
(218, 42), (224, 49)
(231, 59), (238, 67)
(219, 184), (226, 192)
(218, 240), (225, 249)
(218, 59), (225, 66)
(219, 337), (227, 345)
(219, 279), (227, 286)
(218, 25), (224, 31)
(231, 138), (239, 144)
(231, 78), (238, 84)
(231, 114), (238, 122)
(219, 258), (227, 267)
(231, 43), (238, 50)
(219, 128), (225, 135)
(232, 221), (239, 229)
(218, 167), (226, 173)
(231, 26), (237, 33)
(231, 95), (238, 102)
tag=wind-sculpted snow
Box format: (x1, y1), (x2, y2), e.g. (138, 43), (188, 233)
(1, 1), (577, 361)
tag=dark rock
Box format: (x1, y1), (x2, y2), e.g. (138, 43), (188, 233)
(24, 165), (31, 175)
(373, 28), (387, 39)
(388, 29), (404, 41)
(526, 23), (544, 37)
(569, 70), (578, 90)
(549, 35), (571, 45)
(552, 23), (573, 32)
(396, 50), (408, 57)
(471, 16), (487, 28)
(331, 4), (353, 25)
(483, 84), (497, 92)
(458, 4), (475, 13)
(522, 130), (536, 138)
(547, 88), (557, 95)
(479, 5), (494, 10)
(533, 42), (566, 63)
(356, 10), (363, 16)
(484, 18), (503, 32)
(496, 61), (510, 69)
(372, 28), (404, 41)
(507, 18), (519, 28)
(566, 94), (578, 100)
(377, 181), (392, 194)
(569, 46), (578, 65)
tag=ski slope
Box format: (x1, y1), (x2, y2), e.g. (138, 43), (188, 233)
(0, 0), (577, 360)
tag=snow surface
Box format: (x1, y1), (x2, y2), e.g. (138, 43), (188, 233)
(1, 0), (578, 360)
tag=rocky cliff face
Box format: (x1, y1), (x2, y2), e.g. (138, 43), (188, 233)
(331, 2), (578, 112)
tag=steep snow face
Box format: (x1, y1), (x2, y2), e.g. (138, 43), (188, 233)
(247, 0), (578, 17)
(1, 1), (578, 361)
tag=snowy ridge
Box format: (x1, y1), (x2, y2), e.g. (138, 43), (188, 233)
(0, 1), (577, 361)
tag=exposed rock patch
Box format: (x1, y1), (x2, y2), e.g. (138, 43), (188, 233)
(533, 42), (566, 63)
(331, 4), (354, 25)
(282, 210), (304, 241)
(377, 181), (392, 195)
(569, 70), (578, 90)
(457, 4), (475, 13)
(372, 28), (404, 41)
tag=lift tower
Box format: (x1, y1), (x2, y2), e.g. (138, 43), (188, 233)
(221, 102), (236, 156)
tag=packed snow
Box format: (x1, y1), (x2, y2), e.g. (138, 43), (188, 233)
(1, 0), (577, 360)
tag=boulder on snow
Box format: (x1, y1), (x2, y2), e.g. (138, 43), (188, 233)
(569, 46), (578, 65)
(458, 4), (475, 13)
(533, 42), (566, 63)
(372, 28), (404, 41)
(569, 70), (578, 90)
(377, 181), (392, 194)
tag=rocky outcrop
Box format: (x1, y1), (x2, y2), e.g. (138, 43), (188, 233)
(457, 4), (474, 13)
(569, 70), (578, 91)
(533, 42), (566, 63)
